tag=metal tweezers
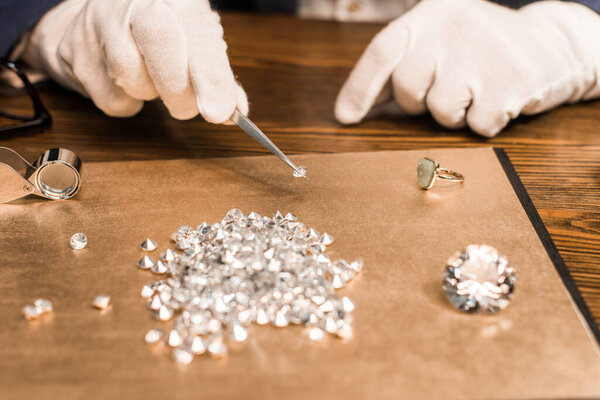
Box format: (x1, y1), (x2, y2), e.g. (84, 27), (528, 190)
(231, 109), (307, 180)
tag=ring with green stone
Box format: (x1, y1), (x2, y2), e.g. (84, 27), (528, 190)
(417, 157), (464, 190)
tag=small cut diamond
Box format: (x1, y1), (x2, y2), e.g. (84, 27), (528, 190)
(34, 298), (53, 314)
(137, 256), (155, 270)
(22, 305), (42, 320)
(140, 238), (158, 252)
(145, 329), (163, 344)
(70, 233), (88, 250)
(92, 294), (111, 310)
(293, 166), (308, 178)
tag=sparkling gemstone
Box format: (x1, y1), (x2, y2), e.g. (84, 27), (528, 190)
(189, 336), (206, 354)
(149, 295), (162, 310)
(140, 285), (154, 299)
(161, 249), (178, 262)
(293, 166), (308, 178)
(307, 228), (319, 240)
(319, 233), (334, 245)
(443, 245), (516, 314)
(140, 238), (158, 252)
(145, 329), (163, 344)
(167, 329), (183, 347)
(308, 328), (325, 341)
(92, 295), (111, 310)
(231, 324), (248, 342)
(70, 233), (88, 250)
(336, 323), (353, 339)
(137, 256), (155, 270)
(157, 305), (174, 321)
(151, 260), (168, 275)
(274, 210), (284, 222)
(284, 212), (297, 222)
(256, 308), (269, 325)
(22, 305), (41, 320)
(274, 311), (289, 327)
(208, 336), (227, 358)
(34, 298), (53, 314)
(325, 317), (338, 333)
(417, 157), (437, 189)
(172, 348), (194, 365)
(342, 297), (354, 312)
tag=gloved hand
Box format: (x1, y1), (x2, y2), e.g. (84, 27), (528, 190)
(335, 0), (600, 137)
(18, 0), (248, 123)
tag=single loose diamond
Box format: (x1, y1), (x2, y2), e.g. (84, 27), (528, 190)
(308, 328), (325, 341)
(141, 285), (154, 299)
(145, 329), (163, 344)
(319, 233), (334, 245)
(208, 337), (227, 358)
(140, 238), (158, 252)
(92, 294), (111, 310)
(34, 298), (53, 314)
(151, 260), (168, 274)
(336, 323), (353, 339)
(293, 166), (308, 178)
(173, 348), (194, 365)
(137, 256), (155, 270)
(190, 336), (206, 354)
(157, 305), (174, 321)
(417, 157), (438, 189)
(22, 305), (42, 320)
(231, 324), (248, 342)
(342, 297), (354, 312)
(161, 249), (177, 262)
(70, 233), (88, 250)
(167, 329), (184, 347)
(443, 245), (516, 314)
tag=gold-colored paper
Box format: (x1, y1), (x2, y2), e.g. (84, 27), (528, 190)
(1, 147), (599, 399)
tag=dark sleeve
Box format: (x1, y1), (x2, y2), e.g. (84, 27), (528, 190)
(0, 0), (63, 57)
(490, 0), (600, 13)
(213, 0), (599, 14)
(211, 0), (297, 13)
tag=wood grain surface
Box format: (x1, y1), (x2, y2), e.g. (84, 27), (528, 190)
(1, 12), (599, 326)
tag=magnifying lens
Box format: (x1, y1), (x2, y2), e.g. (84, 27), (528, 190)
(0, 147), (82, 203)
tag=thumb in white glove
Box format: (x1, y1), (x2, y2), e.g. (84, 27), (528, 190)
(335, 0), (600, 137)
(19, 0), (248, 123)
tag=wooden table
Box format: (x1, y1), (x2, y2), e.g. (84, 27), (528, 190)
(1, 13), (599, 326)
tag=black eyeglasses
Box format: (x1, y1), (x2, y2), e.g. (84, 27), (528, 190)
(0, 58), (51, 133)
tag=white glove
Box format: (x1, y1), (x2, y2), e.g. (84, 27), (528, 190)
(335, 0), (600, 137)
(19, 0), (248, 123)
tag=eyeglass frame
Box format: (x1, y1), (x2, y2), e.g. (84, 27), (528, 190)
(0, 58), (51, 133)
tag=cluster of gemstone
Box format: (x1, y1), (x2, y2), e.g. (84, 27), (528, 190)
(139, 209), (362, 364)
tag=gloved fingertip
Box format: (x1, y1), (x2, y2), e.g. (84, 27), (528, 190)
(235, 84), (250, 117)
(468, 117), (506, 138)
(197, 95), (237, 124)
(334, 97), (362, 125)
(219, 84), (249, 126)
(98, 98), (144, 118)
(166, 102), (200, 121)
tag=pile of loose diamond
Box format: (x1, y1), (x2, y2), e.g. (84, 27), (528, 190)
(139, 209), (362, 364)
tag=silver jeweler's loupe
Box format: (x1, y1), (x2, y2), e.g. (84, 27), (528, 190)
(0, 147), (81, 203)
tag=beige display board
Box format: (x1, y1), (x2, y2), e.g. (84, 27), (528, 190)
(1, 147), (599, 399)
